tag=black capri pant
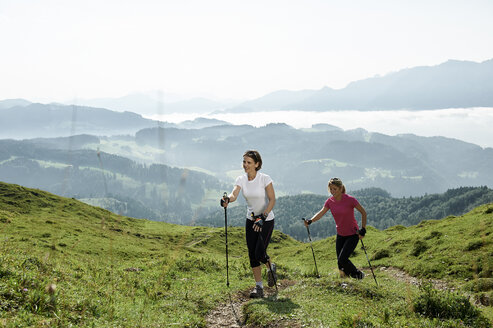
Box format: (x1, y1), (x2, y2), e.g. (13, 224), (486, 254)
(335, 234), (360, 277)
(245, 219), (274, 268)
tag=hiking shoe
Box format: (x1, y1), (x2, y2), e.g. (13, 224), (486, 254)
(352, 271), (365, 280)
(249, 285), (264, 298)
(267, 263), (277, 287)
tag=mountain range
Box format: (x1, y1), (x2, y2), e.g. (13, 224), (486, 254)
(67, 93), (238, 116)
(228, 59), (493, 112)
(15, 58), (486, 114)
(134, 123), (493, 197)
(3, 58), (490, 114)
(0, 102), (229, 139)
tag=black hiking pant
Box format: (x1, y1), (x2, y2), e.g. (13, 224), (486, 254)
(245, 219), (274, 268)
(336, 234), (360, 277)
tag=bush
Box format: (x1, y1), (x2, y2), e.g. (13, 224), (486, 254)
(413, 283), (489, 327)
(473, 292), (492, 306)
(385, 225), (406, 232)
(410, 240), (428, 257)
(338, 313), (376, 327)
(372, 249), (390, 260)
(424, 231), (443, 240)
(465, 239), (483, 251)
(465, 278), (493, 292)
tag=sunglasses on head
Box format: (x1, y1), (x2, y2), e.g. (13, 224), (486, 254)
(246, 151), (257, 160)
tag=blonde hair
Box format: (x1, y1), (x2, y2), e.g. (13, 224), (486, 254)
(328, 177), (346, 194)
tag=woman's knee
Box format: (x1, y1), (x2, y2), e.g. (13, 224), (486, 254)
(250, 259), (260, 267)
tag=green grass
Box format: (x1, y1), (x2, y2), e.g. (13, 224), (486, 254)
(87, 138), (165, 163)
(1, 181), (492, 327)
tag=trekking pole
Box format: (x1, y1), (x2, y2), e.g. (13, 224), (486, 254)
(302, 218), (320, 278)
(360, 239), (378, 287)
(221, 195), (242, 325)
(221, 192), (230, 287)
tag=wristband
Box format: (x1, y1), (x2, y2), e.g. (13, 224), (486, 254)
(358, 227), (366, 236)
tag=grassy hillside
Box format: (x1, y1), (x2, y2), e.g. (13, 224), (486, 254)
(1, 181), (492, 327)
(196, 186), (493, 242)
(0, 140), (228, 223)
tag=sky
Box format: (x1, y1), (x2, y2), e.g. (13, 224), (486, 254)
(1, 0), (493, 102)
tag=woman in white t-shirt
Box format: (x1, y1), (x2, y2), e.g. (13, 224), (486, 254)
(221, 150), (277, 298)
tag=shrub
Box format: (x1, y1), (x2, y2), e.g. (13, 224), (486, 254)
(372, 249), (390, 260)
(410, 240), (428, 257)
(465, 278), (493, 292)
(385, 225), (406, 232)
(338, 313), (376, 327)
(473, 292), (492, 306)
(465, 239), (483, 251)
(413, 283), (489, 327)
(424, 231), (443, 240)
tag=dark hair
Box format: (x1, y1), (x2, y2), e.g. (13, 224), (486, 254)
(243, 150), (262, 171)
(329, 177), (346, 194)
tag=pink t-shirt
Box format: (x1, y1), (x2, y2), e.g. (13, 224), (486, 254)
(324, 194), (360, 236)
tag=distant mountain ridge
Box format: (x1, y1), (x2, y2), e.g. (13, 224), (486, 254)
(228, 59), (493, 112)
(65, 93), (238, 115)
(0, 103), (231, 138)
(2, 58), (492, 116)
(0, 103), (162, 139)
(134, 123), (493, 197)
(0, 98), (31, 109)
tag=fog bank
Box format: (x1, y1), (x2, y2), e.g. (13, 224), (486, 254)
(149, 107), (493, 149)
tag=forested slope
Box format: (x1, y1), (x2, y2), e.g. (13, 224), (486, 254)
(196, 186), (493, 241)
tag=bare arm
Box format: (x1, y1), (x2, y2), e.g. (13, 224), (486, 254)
(355, 203), (367, 228)
(355, 203), (367, 239)
(263, 182), (276, 216)
(222, 185), (241, 208)
(304, 206), (329, 226)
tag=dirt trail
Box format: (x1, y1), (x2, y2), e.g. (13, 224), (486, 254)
(206, 268), (452, 327)
(205, 289), (250, 328)
(378, 266), (453, 291)
(205, 280), (296, 328)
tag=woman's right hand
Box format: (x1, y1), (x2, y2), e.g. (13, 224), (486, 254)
(220, 194), (230, 208)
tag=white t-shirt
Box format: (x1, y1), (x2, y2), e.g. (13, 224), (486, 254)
(235, 172), (275, 221)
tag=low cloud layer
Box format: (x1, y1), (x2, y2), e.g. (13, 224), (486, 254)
(151, 107), (493, 149)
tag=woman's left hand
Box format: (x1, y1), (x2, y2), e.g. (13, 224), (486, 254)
(358, 227), (366, 239)
(253, 218), (263, 232)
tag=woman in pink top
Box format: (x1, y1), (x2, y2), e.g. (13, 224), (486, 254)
(304, 177), (367, 279)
